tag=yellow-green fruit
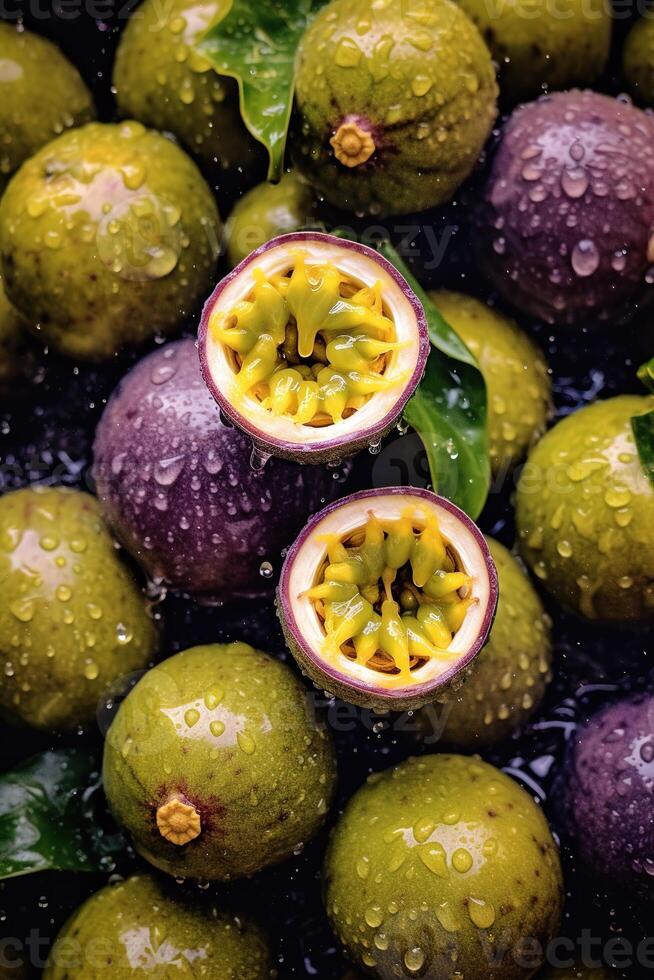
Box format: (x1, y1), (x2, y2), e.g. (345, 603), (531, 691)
(0, 121), (220, 360)
(516, 395), (654, 625)
(0, 486), (156, 731)
(113, 0), (262, 173)
(325, 754), (563, 979)
(454, 0), (611, 103)
(43, 875), (273, 979)
(0, 23), (94, 186)
(429, 291), (551, 475)
(103, 642), (337, 881)
(623, 18), (654, 106)
(417, 538), (552, 749)
(294, 0), (497, 217)
(0, 276), (28, 393)
(225, 173), (316, 268)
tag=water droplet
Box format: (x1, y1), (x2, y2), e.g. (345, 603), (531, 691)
(10, 599), (35, 623)
(237, 731), (255, 754)
(116, 623), (133, 645)
(404, 947), (425, 973)
(83, 659), (99, 680)
(154, 454), (185, 486)
(468, 897), (495, 929)
(210, 720), (225, 737)
(571, 240), (600, 277)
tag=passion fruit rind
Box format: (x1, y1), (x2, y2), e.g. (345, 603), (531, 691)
(277, 487), (498, 711)
(199, 232), (430, 464)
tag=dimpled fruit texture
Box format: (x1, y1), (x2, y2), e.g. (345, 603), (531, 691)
(475, 91), (654, 326)
(93, 338), (335, 599)
(103, 643), (337, 881)
(623, 18), (654, 106)
(225, 173), (316, 268)
(429, 291), (551, 475)
(564, 694), (654, 901)
(294, 0), (497, 217)
(0, 121), (221, 360)
(418, 538), (552, 750)
(113, 0), (263, 175)
(516, 395), (654, 625)
(43, 875), (273, 979)
(0, 486), (156, 732)
(0, 23), (94, 186)
(324, 754), (563, 979)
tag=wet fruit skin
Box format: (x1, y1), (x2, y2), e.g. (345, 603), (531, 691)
(0, 121), (221, 361)
(93, 338), (335, 599)
(43, 874), (273, 978)
(516, 395), (654, 625)
(225, 172), (317, 268)
(455, 0), (611, 104)
(103, 642), (337, 881)
(324, 753), (563, 979)
(293, 0), (498, 217)
(0, 23), (95, 188)
(417, 537), (552, 750)
(623, 18), (654, 106)
(475, 91), (654, 326)
(429, 291), (552, 476)
(0, 486), (157, 732)
(563, 693), (654, 902)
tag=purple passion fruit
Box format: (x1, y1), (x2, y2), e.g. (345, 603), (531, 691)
(103, 642), (337, 881)
(94, 338), (335, 599)
(293, 0), (498, 217)
(475, 91), (654, 326)
(325, 754), (564, 979)
(277, 488), (498, 712)
(199, 232), (430, 464)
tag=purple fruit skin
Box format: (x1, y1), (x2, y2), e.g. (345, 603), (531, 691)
(564, 693), (654, 900)
(475, 90), (654, 326)
(93, 338), (336, 599)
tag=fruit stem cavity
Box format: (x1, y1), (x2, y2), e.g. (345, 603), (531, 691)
(330, 119), (377, 168)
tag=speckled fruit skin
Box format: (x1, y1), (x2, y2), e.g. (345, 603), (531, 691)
(475, 91), (654, 326)
(429, 292), (552, 475)
(93, 338), (335, 599)
(103, 642), (337, 881)
(324, 754), (563, 979)
(225, 173), (316, 268)
(516, 395), (654, 625)
(417, 538), (552, 750)
(293, 0), (497, 217)
(0, 121), (221, 361)
(563, 693), (654, 902)
(113, 0), (264, 177)
(43, 875), (273, 979)
(0, 23), (94, 187)
(0, 486), (156, 732)
(455, 0), (611, 104)
(623, 18), (654, 106)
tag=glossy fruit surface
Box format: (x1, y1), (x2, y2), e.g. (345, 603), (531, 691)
(225, 173), (316, 268)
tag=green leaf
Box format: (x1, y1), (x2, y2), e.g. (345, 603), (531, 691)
(633, 357), (654, 489)
(0, 748), (123, 879)
(637, 356), (654, 393)
(198, 0), (327, 180)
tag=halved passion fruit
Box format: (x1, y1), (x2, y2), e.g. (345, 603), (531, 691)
(198, 232), (429, 463)
(277, 488), (498, 711)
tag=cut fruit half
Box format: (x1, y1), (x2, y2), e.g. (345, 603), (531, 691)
(277, 487), (498, 711)
(198, 232), (429, 464)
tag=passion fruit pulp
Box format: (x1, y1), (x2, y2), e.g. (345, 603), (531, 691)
(199, 232), (429, 464)
(277, 488), (498, 711)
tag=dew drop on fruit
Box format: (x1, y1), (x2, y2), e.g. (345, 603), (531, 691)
(571, 239), (600, 277)
(403, 946), (425, 973)
(259, 561), (273, 579)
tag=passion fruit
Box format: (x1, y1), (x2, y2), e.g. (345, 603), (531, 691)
(199, 232), (430, 464)
(0, 121), (220, 360)
(225, 173), (317, 268)
(103, 642), (337, 881)
(475, 91), (654, 326)
(516, 395), (654, 625)
(324, 753), (564, 979)
(0, 486), (157, 731)
(293, 0), (498, 216)
(623, 18), (654, 106)
(277, 487), (498, 712)
(94, 338), (335, 599)
(0, 275), (28, 394)
(43, 874), (273, 978)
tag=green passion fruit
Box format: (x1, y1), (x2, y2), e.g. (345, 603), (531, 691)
(325, 753), (564, 979)
(199, 232), (430, 464)
(294, 0), (497, 217)
(0, 275), (28, 394)
(516, 395), (654, 625)
(43, 875), (273, 979)
(277, 488), (498, 712)
(225, 173), (317, 269)
(103, 642), (337, 881)
(0, 486), (156, 731)
(623, 18), (654, 106)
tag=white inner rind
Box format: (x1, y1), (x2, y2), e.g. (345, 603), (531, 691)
(287, 493), (492, 691)
(204, 239), (421, 447)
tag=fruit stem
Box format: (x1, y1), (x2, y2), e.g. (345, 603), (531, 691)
(156, 795), (202, 846)
(330, 118), (377, 168)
